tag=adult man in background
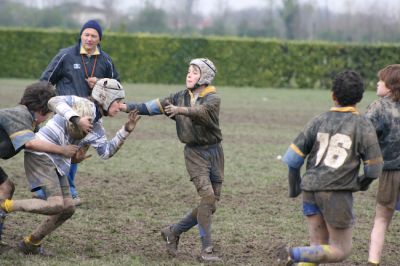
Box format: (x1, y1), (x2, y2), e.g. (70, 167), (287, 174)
(40, 19), (120, 205)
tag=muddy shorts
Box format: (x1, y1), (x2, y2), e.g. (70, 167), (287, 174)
(302, 191), (354, 229)
(0, 166), (8, 185)
(184, 143), (224, 199)
(376, 170), (400, 210)
(24, 152), (70, 199)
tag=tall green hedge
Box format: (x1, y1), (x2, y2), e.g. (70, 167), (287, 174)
(1, 28), (399, 89)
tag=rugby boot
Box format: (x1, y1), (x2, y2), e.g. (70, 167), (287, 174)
(276, 244), (294, 266)
(161, 225), (180, 257)
(200, 246), (222, 262)
(18, 239), (51, 256)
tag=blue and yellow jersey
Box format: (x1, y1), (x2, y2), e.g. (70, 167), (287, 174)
(283, 107), (383, 191)
(0, 105), (36, 159)
(126, 86), (222, 146)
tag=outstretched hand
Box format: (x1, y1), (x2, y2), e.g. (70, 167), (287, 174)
(124, 110), (141, 133)
(164, 104), (179, 118)
(71, 145), (91, 164)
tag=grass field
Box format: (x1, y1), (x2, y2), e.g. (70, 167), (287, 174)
(0, 79), (399, 265)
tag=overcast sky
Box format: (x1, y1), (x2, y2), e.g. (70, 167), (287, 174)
(19, 0), (400, 17)
(115, 0), (400, 17)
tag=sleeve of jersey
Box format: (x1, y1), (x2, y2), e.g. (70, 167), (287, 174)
(363, 158), (383, 180)
(361, 123), (383, 179)
(86, 122), (130, 160)
(282, 143), (305, 169)
(48, 95), (78, 120)
(363, 142), (383, 180)
(9, 129), (35, 150)
(126, 99), (164, 115)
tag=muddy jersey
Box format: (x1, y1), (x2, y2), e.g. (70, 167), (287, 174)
(0, 105), (36, 159)
(365, 96), (400, 170)
(126, 86), (222, 146)
(284, 107), (382, 191)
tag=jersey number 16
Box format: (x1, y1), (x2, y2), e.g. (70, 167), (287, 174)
(316, 132), (352, 169)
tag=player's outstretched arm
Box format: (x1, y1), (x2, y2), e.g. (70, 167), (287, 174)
(25, 139), (78, 158)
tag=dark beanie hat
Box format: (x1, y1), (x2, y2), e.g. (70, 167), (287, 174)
(80, 20), (102, 40)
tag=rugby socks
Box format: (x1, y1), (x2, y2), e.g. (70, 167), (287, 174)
(367, 261), (380, 266)
(0, 199), (13, 213)
(24, 235), (41, 246)
(290, 245), (332, 263)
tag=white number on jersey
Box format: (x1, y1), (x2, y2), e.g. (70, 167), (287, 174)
(316, 133), (352, 169)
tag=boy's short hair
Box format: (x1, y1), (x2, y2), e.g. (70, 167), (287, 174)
(332, 70), (364, 106)
(19, 81), (56, 114)
(378, 64), (400, 102)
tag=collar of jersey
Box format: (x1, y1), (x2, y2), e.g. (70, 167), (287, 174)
(187, 86), (216, 98)
(330, 106), (359, 114)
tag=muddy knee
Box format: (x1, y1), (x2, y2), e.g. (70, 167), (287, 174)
(199, 190), (217, 217)
(61, 203), (75, 221)
(0, 179), (15, 199)
(46, 196), (65, 214)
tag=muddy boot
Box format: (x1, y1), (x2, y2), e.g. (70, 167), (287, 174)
(276, 244), (294, 266)
(18, 239), (51, 256)
(72, 196), (82, 207)
(200, 246), (221, 262)
(160, 225), (180, 257)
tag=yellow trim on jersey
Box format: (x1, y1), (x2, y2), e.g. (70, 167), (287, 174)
(365, 157), (384, 165)
(330, 106), (359, 114)
(156, 99), (164, 114)
(187, 86), (216, 106)
(199, 86), (216, 97)
(80, 45), (100, 55)
(290, 143), (305, 158)
(9, 129), (34, 140)
(188, 90), (195, 106)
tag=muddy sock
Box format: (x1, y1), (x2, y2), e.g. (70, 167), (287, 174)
(24, 235), (41, 246)
(290, 245), (332, 263)
(199, 222), (212, 249)
(1, 199), (13, 213)
(197, 204), (213, 249)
